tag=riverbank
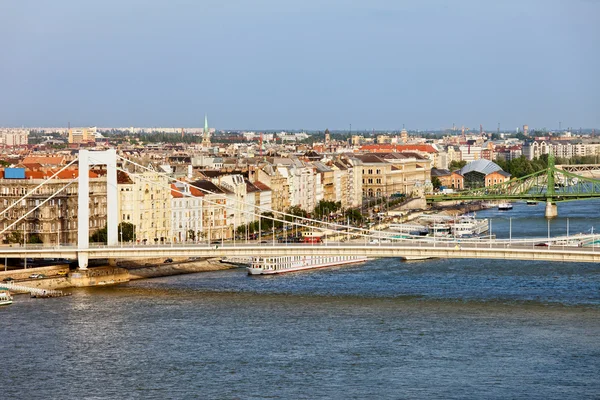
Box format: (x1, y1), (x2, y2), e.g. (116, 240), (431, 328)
(0, 257), (238, 293)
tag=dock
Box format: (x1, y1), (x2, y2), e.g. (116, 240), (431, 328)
(0, 282), (71, 298)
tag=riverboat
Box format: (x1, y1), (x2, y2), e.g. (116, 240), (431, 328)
(498, 202), (513, 210)
(247, 255), (368, 275)
(0, 290), (13, 306)
(450, 216), (489, 237)
(526, 200), (538, 206)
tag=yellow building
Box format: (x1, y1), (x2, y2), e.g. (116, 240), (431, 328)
(118, 169), (172, 243)
(68, 127), (97, 144)
(356, 153), (432, 198)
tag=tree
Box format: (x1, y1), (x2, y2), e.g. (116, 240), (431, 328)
(286, 206), (307, 220)
(90, 227), (108, 244)
(313, 200), (342, 219)
(3, 231), (23, 244)
(431, 176), (442, 190)
(449, 160), (467, 171)
(344, 208), (363, 223)
(28, 234), (43, 244)
(187, 229), (196, 242)
(119, 222), (136, 242)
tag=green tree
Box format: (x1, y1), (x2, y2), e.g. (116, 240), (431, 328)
(313, 200), (342, 219)
(3, 231), (23, 244)
(344, 208), (363, 223)
(27, 234), (43, 244)
(431, 176), (442, 190)
(90, 227), (108, 244)
(286, 206), (307, 220)
(119, 222), (136, 242)
(449, 160), (467, 171)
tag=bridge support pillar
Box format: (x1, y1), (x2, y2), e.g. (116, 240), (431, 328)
(545, 201), (558, 218)
(78, 252), (89, 270)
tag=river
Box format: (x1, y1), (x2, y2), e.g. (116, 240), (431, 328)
(1, 200), (599, 399)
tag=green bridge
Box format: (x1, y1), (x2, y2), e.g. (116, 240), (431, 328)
(426, 154), (600, 217)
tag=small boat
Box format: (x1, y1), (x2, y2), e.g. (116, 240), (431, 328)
(526, 200), (538, 206)
(498, 202), (513, 210)
(0, 290), (13, 306)
(248, 255), (368, 275)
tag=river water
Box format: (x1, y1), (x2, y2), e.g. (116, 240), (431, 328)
(1, 201), (600, 399)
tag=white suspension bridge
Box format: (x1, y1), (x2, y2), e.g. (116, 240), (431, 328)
(2, 150), (600, 268)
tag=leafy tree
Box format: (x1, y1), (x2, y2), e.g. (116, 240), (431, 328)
(344, 208), (363, 223)
(90, 227), (108, 244)
(449, 160), (467, 171)
(431, 176), (442, 190)
(119, 222), (135, 242)
(286, 206), (307, 220)
(3, 231), (23, 244)
(313, 200), (342, 219)
(28, 234), (43, 244)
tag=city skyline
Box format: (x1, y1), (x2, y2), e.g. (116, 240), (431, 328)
(1, 0), (599, 129)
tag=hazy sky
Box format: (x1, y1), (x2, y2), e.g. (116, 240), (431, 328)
(1, 0), (598, 130)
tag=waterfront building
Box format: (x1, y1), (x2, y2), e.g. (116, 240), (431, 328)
(249, 164), (290, 213)
(431, 168), (464, 190)
(170, 181), (204, 243)
(118, 169), (172, 244)
(0, 167), (106, 245)
(458, 159), (511, 189)
(355, 152), (432, 198)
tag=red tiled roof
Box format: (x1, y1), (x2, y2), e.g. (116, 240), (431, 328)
(253, 181), (271, 191)
(22, 156), (65, 165)
(171, 184), (183, 198)
(22, 169), (98, 179)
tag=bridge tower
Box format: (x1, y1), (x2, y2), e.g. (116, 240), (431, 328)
(78, 149), (118, 269)
(545, 152), (558, 218)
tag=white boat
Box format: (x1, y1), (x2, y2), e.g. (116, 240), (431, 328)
(247, 255), (368, 275)
(450, 216), (489, 237)
(498, 203), (513, 210)
(0, 290), (13, 306)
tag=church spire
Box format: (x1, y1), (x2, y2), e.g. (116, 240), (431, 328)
(202, 114), (211, 150)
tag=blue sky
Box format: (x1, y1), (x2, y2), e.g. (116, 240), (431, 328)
(1, 0), (598, 130)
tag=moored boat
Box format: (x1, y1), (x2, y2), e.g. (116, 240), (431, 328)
(0, 290), (13, 306)
(450, 216), (489, 237)
(247, 255), (368, 275)
(498, 202), (513, 210)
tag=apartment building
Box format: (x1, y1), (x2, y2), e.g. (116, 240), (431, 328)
(0, 167), (106, 245)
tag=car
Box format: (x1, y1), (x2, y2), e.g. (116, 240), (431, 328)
(188, 257), (200, 261)
(57, 271), (68, 276)
(2, 277), (14, 282)
(29, 273), (41, 279)
(260, 240), (268, 244)
(535, 242), (550, 247)
(164, 258), (173, 263)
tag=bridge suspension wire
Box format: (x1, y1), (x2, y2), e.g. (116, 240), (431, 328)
(111, 155), (376, 239)
(0, 158), (78, 219)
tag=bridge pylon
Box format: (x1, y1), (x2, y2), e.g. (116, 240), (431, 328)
(78, 149), (118, 269)
(545, 153), (558, 218)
